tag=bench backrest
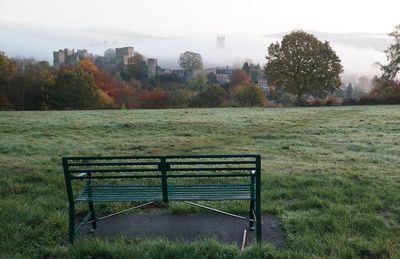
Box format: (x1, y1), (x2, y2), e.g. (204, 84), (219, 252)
(62, 155), (261, 202)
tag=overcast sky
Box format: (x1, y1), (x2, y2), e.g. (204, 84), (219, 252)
(1, 0), (399, 35)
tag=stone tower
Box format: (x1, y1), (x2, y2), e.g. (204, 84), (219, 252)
(217, 35), (225, 48)
(147, 58), (157, 78)
(53, 50), (66, 69)
(115, 47), (134, 65)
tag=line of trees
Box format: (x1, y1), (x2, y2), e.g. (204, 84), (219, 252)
(1, 25), (399, 110)
(0, 55), (267, 110)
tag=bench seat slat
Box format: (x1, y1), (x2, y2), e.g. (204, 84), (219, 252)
(75, 185), (254, 203)
(168, 185), (253, 200)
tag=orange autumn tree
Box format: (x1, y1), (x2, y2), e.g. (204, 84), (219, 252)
(112, 82), (139, 109)
(80, 58), (139, 108)
(231, 69), (251, 87)
(80, 58), (98, 74)
(139, 89), (170, 109)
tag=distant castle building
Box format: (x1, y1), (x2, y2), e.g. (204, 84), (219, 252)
(216, 67), (233, 83)
(169, 67), (233, 83)
(52, 46), (241, 85)
(95, 47), (134, 71)
(53, 49), (92, 69)
(53, 47), (135, 70)
(115, 47), (134, 65)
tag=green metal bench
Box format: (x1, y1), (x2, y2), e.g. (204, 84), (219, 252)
(62, 155), (262, 244)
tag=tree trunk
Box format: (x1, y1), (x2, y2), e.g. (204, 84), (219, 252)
(297, 85), (303, 106)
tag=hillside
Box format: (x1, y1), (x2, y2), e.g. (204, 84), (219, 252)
(0, 106), (399, 258)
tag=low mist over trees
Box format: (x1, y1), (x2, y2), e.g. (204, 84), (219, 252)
(264, 31), (343, 104)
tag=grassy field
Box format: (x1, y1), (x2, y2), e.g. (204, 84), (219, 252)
(0, 106), (399, 258)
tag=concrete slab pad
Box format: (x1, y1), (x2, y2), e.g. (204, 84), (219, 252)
(77, 211), (285, 248)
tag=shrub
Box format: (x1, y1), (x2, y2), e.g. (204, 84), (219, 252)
(233, 84), (267, 107)
(139, 89), (171, 109)
(191, 85), (227, 107)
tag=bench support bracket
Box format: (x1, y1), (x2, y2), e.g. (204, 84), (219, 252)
(183, 201), (255, 222)
(83, 201), (156, 225)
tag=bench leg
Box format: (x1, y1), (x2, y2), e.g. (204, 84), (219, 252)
(255, 197), (262, 243)
(88, 201), (97, 231)
(69, 203), (75, 244)
(249, 199), (255, 231)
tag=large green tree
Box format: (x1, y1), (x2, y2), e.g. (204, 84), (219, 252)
(264, 31), (343, 104)
(178, 51), (203, 71)
(50, 67), (102, 109)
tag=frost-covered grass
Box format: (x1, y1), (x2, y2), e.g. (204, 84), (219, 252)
(0, 106), (399, 258)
